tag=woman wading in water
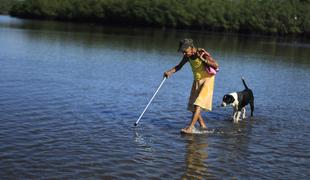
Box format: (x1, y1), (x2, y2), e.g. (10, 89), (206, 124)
(164, 39), (219, 134)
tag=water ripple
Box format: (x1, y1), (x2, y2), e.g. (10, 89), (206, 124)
(1, 17), (310, 179)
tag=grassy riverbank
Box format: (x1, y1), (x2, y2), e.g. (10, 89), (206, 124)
(8, 0), (310, 37)
(0, 0), (17, 14)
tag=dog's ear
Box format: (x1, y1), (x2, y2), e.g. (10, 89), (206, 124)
(223, 95), (229, 102)
(227, 95), (235, 104)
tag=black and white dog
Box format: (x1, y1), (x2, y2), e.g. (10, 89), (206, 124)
(221, 77), (254, 123)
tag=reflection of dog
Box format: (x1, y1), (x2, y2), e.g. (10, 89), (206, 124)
(221, 77), (254, 123)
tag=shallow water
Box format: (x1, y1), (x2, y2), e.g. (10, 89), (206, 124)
(0, 15), (310, 179)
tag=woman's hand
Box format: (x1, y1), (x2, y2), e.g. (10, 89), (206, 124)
(198, 49), (219, 69)
(199, 48), (211, 59)
(164, 71), (172, 78)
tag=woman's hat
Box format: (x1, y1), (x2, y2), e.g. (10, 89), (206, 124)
(177, 38), (194, 52)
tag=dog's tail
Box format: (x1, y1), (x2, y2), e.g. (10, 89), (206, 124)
(241, 76), (249, 89)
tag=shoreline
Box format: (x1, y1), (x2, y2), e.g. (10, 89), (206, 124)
(6, 14), (310, 40)
(8, 0), (310, 38)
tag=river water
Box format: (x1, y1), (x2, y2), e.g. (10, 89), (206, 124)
(0, 15), (309, 179)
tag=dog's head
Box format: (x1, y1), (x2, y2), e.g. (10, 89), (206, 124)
(221, 94), (235, 107)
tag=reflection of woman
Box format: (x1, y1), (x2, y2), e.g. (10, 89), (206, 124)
(164, 39), (219, 133)
(182, 135), (210, 179)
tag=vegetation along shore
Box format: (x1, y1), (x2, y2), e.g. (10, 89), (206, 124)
(4, 0), (310, 37)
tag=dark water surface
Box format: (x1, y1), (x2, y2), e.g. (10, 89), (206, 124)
(0, 15), (309, 179)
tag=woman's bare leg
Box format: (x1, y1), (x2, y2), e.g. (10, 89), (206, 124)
(182, 106), (201, 133)
(191, 112), (207, 128)
(198, 114), (207, 129)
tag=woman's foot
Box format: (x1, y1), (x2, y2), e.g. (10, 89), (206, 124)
(200, 125), (207, 130)
(181, 127), (193, 134)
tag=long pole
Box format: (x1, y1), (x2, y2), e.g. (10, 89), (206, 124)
(134, 77), (166, 126)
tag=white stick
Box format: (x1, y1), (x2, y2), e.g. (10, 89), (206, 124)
(134, 77), (167, 126)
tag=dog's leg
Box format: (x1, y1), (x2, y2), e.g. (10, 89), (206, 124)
(233, 112), (237, 123)
(232, 106), (238, 122)
(235, 111), (241, 123)
(250, 101), (254, 117)
(242, 108), (246, 119)
(232, 110), (236, 120)
(233, 111), (240, 123)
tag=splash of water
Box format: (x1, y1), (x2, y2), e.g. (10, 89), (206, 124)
(191, 127), (215, 134)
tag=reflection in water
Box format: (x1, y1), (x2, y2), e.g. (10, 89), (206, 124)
(180, 121), (254, 179)
(0, 15), (309, 65)
(182, 135), (212, 179)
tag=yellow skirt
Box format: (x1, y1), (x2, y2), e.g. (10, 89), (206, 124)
(187, 75), (215, 112)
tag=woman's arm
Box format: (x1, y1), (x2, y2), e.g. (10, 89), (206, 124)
(164, 56), (188, 78)
(205, 57), (219, 69)
(198, 49), (219, 69)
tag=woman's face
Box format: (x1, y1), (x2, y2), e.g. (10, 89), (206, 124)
(183, 47), (194, 57)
